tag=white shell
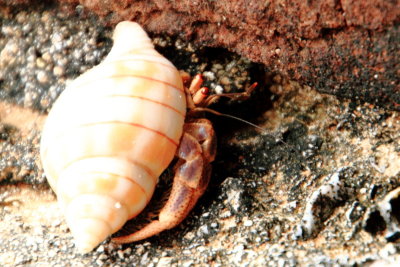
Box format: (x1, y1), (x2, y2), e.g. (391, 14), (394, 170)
(40, 21), (186, 252)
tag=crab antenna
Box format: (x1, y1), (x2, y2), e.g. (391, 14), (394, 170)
(194, 107), (267, 133)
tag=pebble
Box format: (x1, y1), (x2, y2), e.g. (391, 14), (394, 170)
(198, 225), (209, 235)
(244, 219), (253, 227)
(36, 58), (46, 68)
(214, 85), (224, 94)
(53, 65), (65, 76)
(202, 71), (215, 80)
(36, 70), (49, 84)
(157, 257), (173, 266)
(219, 76), (231, 85)
(117, 250), (124, 259)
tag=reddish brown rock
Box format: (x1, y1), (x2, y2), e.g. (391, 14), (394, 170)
(59, 0), (400, 110)
(3, 0), (400, 110)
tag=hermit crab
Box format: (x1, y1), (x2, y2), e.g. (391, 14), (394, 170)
(40, 21), (223, 253)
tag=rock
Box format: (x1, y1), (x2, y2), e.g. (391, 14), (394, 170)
(364, 187), (400, 242)
(8, 0), (394, 110)
(294, 168), (350, 239)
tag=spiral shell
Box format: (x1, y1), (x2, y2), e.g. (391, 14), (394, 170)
(40, 21), (186, 252)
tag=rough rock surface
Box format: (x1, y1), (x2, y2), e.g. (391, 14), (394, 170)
(4, 0), (398, 110)
(0, 3), (400, 267)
